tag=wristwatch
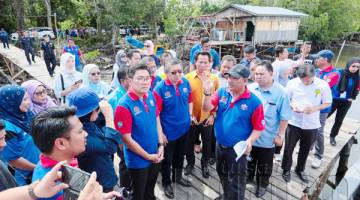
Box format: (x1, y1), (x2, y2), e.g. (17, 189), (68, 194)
(28, 182), (40, 200)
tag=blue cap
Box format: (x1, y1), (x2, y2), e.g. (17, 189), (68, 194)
(67, 88), (100, 117)
(314, 50), (334, 61)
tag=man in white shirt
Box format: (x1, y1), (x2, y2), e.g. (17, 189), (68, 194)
(281, 64), (332, 183)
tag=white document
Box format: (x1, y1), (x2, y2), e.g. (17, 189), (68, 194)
(340, 92), (347, 98)
(233, 141), (247, 161)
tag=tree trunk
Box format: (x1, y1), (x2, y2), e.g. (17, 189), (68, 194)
(44, 0), (52, 28)
(13, 0), (25, 31)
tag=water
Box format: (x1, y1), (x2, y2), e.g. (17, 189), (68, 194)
(333, 45), (360, 68)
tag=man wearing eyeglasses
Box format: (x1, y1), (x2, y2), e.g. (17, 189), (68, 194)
(184, 51), (219, 179)
(114, 64), (165, 200)
(153, 59), (193, 199)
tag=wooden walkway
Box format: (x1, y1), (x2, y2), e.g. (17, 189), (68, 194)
(1, 43), (359, 200)
(152, 116), (358, 200)
(0, 44), (58, 88)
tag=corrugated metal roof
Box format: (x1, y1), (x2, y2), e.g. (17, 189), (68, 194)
(224, 4), (308, 17)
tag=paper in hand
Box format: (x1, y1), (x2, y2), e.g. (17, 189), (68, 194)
(233, 141), (247, 161)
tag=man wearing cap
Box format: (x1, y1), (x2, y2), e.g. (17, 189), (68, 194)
(281, 64), (332, 183)
(114, 64), (164, 200)
(247, 60), (291, 197)
(184, 51), (219, 179)
(311, 50), (340, 169)
(68, 88), (122, 191)
(63, 39), (85, 72)
(203, 64), (265, 200)
(240, 45), (260, 69)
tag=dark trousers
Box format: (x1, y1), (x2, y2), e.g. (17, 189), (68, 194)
(161, 132), (188, 186)
(281, 124), (317, 172)
(118, 148), (131, 190)
(328, 99), (352, 138)
(274, 145), (282, 154)
(211, 128), (216, 158)
(216, 144), (247, 200)
(1, 38), (9, 48)
(186, 123), (213, 167)
(129, 163), (160, 200)
(247, 146), (275, 188)
(25, 48), (35, 64)
(44, 56), (56, 76)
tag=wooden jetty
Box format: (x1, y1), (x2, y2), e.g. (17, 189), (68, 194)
(1, 43), (359, 200)
(0, 44), (58, 88)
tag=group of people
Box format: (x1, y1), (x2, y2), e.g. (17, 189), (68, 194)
(0, 35), (359, 200)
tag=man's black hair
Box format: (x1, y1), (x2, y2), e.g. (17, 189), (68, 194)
(244, 45), (255, 54)
(257, 60), (273, 73)
(194, 51), (212, 62)
(117, 68), (128, 83)
(31, 106), (77, 154)
(275, 45), (286, 57)
(127, 63), (151, 78)
(127, 49), (141, 59)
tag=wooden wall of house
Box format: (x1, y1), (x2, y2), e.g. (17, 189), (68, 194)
(254, 17), (301, 43)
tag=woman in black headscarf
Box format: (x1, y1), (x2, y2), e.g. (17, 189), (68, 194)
(328, 57), (360, 146)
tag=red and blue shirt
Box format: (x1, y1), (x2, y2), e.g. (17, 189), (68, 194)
(154, 78), (192, 141)
(150, 75), (162, 91)
(316, 65), (340, 113)
(32, 155), (78, 200)
(114, 90), (160, 169)
(211, 87), (265, 147)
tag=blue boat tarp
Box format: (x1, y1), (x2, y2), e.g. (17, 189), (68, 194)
(125, 36), (144, 49)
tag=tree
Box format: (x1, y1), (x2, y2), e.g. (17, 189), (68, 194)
(44, 0), (52, 28)
(13, 0), (25, 31)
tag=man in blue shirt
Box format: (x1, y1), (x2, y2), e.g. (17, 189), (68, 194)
(154, 59), (193, 199)
(114, 64), (164, 200)
(0, 28), (10, 49)
(240, 45), (260, 69)
(20, 32), (36, 65)
(202, 64), (265, 200)
(108, 68), (129, 111)
(190, 37), (220, 71)
(248, 60), (291, 198)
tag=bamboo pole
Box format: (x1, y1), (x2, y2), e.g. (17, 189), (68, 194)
(335, 40), (346, 67)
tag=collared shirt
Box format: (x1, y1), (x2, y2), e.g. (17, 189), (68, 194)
(41, 41), (55, 58)
(240, 57), (260, 69)
(185, 71), (219, 123)
(32, 155), (78, 200)
(190, 48), (221, 69)
(211, 87), (265, 147)
(154, 78), (192, 141)
(114, 90), (160, 169)
(316, 65), (340, 113)
(248, 82), (291, 148)
(108, 85), (127, 111)
(286, 77), (332, 130)
(20, 37), (33, 50)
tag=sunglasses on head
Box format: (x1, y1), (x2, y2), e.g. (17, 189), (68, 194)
(144, 45), (151, 48)
(170, 70), (183, 75)
(91, 72), (101, 76)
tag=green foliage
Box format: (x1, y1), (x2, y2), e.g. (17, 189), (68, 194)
(84, 50), (101, 61)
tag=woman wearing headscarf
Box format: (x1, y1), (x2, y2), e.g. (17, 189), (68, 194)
(328, 57), (360, 146)
(0, 85), (40, 186)
(144, 40), (160, 67)
(21, 80), (58, 115)
(54, 52), (82, 104)
(82, 64), (112, 99)
(111, 49), (128, 89)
